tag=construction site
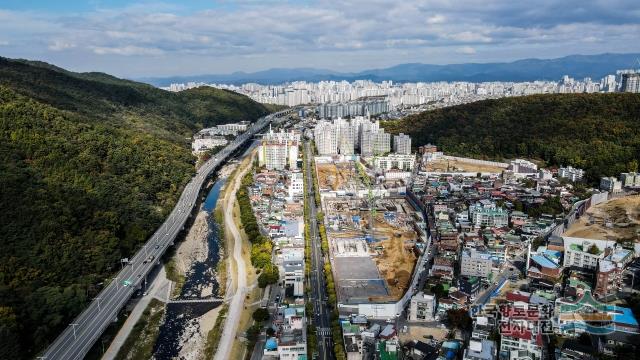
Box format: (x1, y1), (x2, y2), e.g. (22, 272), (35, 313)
(318, 159), (422, 308)
(316, 160), (360, 192)
(563, 195), (640, 242)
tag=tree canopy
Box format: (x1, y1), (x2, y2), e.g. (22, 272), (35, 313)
(382, 93), (640, 183)
(0, 57), (273, 358)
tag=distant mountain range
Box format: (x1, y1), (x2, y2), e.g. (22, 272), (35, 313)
(139, 53), (640, 86)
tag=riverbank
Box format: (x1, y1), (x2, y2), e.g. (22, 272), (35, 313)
(213, 150), (258, 360)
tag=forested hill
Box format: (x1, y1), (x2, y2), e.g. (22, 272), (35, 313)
(382, 93), (640, 183)
(0, 57), (271, 140)
(0, 58), (272, 359)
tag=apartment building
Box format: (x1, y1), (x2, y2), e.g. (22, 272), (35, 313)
(558, 166), (585, 182)
(409, 292), (436, 322)
(562, 237), (615, 270)
(373, 154), (415, 172)
(461, 249), (493, 278)
(393, 133), (412, 155)
(468, 200), (508, 228)
(600, 176), (622, 193)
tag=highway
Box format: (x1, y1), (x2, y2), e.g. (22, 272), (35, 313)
(40, 109), (295, 360)
(303, 140), (334, 360)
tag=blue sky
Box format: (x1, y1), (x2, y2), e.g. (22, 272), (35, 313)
(0, 0), (638, 77)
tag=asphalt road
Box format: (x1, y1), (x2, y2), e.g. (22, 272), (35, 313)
(40, 109), (294, 360)
(303, 141), (334, 360)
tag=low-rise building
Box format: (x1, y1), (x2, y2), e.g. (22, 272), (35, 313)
(600, 176), (622, 193)
(461, 249), (493, 278)
(373, 153), (415, 172)
(558, 166), (585, 182)
(409, 292), (436, 322)
(468, 200), (508, 228)
(463, 339), (497, 360)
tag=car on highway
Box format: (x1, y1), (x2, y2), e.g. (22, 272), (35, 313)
(155, 244), (160, 249)
(123, 280), (132, 287)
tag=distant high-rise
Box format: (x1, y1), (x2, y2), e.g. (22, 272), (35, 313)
(600, 75), (617, 93)
(620, 72), (640, 93)
(314, 120), (338, 155)
(393, 133), (412, 154)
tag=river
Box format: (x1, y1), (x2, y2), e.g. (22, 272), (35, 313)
(152, 178), (226, 359)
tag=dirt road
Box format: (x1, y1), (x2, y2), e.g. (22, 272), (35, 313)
(213, 155), (253, 360)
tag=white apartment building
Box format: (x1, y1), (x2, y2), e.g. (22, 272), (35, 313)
(393, 133), (412, 155)
(620, 172), (640, 187)
(360, 129), (391, 155)
(314, 120), (338, 155)
(282, 251), (305, 297)
(218, 121), (250, 133)
(259, 141), (299, 170)
(288, 171), (304, 199)
(600, 176), (622, 193)
(461, 249), (493, 278)
(562, 237), (615, 270)
(558, 166), (584, 182)
(409, 292), (436, 322)
(373, 154), (415, 172)
(191, 136), (228, 153)
(509, 159), (538, 174)
(258, 127), (300, 170)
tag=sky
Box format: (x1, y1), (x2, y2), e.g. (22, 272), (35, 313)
(0, 0), (639, 78)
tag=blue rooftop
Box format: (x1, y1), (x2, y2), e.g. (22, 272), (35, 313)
(531, 254), (559, 269)
(265, 337), (278, 350)
(611, 306), (639, 326)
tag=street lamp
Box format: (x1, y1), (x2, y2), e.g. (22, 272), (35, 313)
(70, 323), (79, 339)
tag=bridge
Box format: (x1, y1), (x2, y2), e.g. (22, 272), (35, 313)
(167, 298), (225, 304)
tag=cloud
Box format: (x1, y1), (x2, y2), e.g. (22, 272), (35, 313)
(456, 46), (477, 54)
(48, 40), (75, 51)
(0, 0), (638, 75)
(426, 14), (446, 24)
(0, 40), (8, 46)
(91, 45), (164, 56)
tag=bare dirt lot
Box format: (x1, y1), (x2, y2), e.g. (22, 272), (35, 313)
(400, 324), (448, 344)
(564, 195), (640, 241)
(371, 216), (417, 299)
(316, 162), (357, 191)
(426, 158), (506, 173)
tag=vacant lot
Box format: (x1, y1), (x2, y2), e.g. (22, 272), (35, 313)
(564, 195), (640, 241)
(426, 158), (506, 173)
(316, 162), (358, 191)
(372, 217), (417, 299)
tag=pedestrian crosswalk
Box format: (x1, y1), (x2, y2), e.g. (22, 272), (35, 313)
(316, 327), (331, 336)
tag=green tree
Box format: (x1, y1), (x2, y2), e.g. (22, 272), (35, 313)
(252, 308), (270, 323)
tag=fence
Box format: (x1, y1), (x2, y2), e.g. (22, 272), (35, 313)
(441, 155), (509, 169)
(544, 191), (610, 239)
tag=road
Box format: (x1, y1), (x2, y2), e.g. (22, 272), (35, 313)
(213, 150), (254, 360)
(40, 109), (295, 360)
(303, 141), (334, 360)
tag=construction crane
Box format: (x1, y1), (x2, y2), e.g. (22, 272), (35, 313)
(356, 152), (382, 242)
